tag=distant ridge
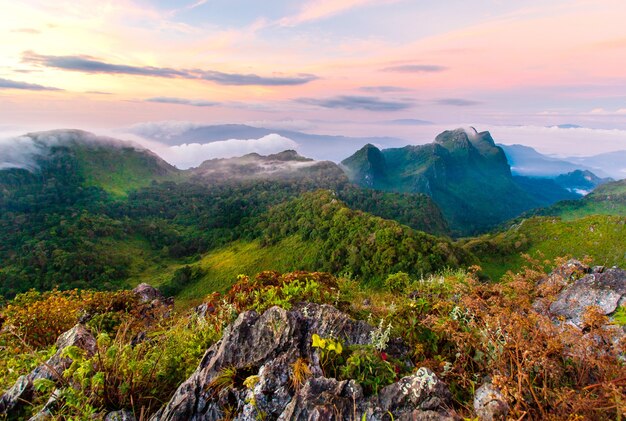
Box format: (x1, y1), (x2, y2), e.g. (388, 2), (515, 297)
(128, 123), (409, 162)
(342, 128), (570, 235)
(188, 149), (345, 183)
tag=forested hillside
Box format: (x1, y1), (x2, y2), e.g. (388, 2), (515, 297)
(0, 132), (454, 298)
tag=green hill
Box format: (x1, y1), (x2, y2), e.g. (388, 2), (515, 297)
(529, 179), (626, 220)
(463, 214), (626, 279)
(25, 130), (178, 195)
(259, 190), (472, 284)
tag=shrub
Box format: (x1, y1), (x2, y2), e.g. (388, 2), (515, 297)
(60, 314), (219, 416)
(159, 265), (205, 297)
(224, 271), (339, 313)
(384, 272), (410, 293)
(3, 289), (84, 347)
(419, 262), (626, 419)
(1, 289), (139, 349)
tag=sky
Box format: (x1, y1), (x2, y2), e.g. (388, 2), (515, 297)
(1, 0), (626, 161)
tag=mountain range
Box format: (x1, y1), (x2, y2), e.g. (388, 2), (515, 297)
(499, 143), (626, 179)
(340, 128), (582, 235)
(127, 122), (626, 180)
(129, 123), (408, 163)
(1, 127), (625, 299)
(2, 128), (622, 238)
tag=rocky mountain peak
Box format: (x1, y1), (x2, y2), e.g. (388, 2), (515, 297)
(434, 128), (472, 150)
(340, 143), (387, 188)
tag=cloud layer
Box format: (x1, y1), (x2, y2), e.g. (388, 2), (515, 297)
(297, 95), (412, 111)
(385, 118), (433, 126)
(23, 51), (318, 86)
(382, 65), (447, 73)
(0, 77), (61, 91)
(435, 98), (481, 107)
(0, 135), (47, 170)
(146, 97), (219, 107)
(161, 134), (299, 168)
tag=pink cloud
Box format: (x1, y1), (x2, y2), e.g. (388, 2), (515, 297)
(279, 0), (397, 26)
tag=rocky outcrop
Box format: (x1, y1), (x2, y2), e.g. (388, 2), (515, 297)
(278, 377), (363, 420)
(377, 368), (452, 415)
(276, 369), (455, 421)
(152, 303), (455, 420)
(533, 259), (591, 314)
(0, 324), (96, 416)
(549, 265), (626, 328)
(533, 259), (626, 328)
(133, 283), (164, 303)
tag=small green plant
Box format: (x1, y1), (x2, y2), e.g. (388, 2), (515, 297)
(340, 346), (397, 395)
(311, 333), (344, 377)
(33, 378), (56, 394)
(612, 306), (626, 326)
(370, 319), (392, 352)
(243, 375), (260, 390)
(209, 366), (237, 393)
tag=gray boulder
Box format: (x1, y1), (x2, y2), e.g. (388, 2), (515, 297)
(0, 324), (96, 416)
(277, 370), (455, 421)
(277, 377), (363, 420)
(377, 368), (452, 414)
(534, 260), (590, 314)
(550, 267), (626, 327)
(473, 383), (509, 421)
(133, 283), (163, 303)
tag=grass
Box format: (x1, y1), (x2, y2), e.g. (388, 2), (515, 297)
(102, 236), (188, 288)
(102, 235), (321, 307)
(558, 202), (626, 221)
(465, 214), (626, 279)
(538, 200), (626, 221)
(176, 236), (319, 302)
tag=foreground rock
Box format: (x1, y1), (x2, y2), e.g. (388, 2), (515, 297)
(549, 265), (626, 328)
(152, 303), (455, 420)
(473, 383), (509, 421)
(105, 409), (137, 421)
(0, 324), (96, 416)
(133, 282), (164, 303)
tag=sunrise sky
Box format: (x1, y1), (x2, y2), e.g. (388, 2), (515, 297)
(1, 0), (626, 157)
